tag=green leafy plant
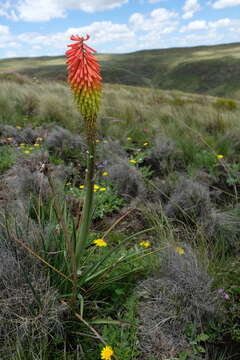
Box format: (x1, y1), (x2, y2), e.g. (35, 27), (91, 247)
(0, 145), (16, 173)
(67, 184), (125, 219)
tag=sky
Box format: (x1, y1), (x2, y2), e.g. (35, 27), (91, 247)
(0, 0), (239, 58)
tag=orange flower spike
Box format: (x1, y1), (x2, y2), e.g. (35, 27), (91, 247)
(66, 34), (102, 137)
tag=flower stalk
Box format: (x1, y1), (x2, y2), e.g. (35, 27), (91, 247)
(66, 34), (102, 268)
(76, 139), (95, 265)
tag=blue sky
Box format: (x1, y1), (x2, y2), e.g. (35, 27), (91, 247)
(0, 0), (239, 58)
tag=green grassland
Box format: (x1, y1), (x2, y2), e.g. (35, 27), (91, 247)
(1, 42), (240, 98)
(1, 45), (240, 359)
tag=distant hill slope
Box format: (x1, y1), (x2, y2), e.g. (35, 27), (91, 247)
(1, 42), (240, 99)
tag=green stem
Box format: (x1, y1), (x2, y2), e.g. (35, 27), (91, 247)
(76, 138), (95, 268)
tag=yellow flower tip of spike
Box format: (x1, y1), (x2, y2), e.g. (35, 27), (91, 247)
(143, 142), (149, 146)
(6, 137), (13, 141)
(79, 185), (85, 189)
(93, 238), (107, 247)
(96, 139), (101, 143)
(99, 187), (107, 191)
(23, 150), (30, 154)
(139, 241), (151, 248)
(175, 247), (185, 255)
(217, 154), (224, 159)
(36, 137), (43, 141)
(16, 126), (21, 129)
(129, 159), (137, 164)
(94, 184), (100, 189)
(101, 345), (114, 360)
(102, 171), (109, 176)
(34, 143), (40, 147)
(19, 143), (25, 147)
(127, 136), (132, 140)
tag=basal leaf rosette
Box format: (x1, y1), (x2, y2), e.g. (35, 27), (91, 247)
(66, 34), (102, 139)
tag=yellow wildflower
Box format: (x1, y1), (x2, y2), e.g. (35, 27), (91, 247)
(93, 238), (107, 247)
(99, 187), (106, 191)
(36, 137), (43, 141)
(101, 346), (113, 360)
(102, 171), (109, 176)
(29, 147), (33, 150)
(94, 184), (100, 190)
(129, 159), (137, 164)
(34, 143), (40, 147)
(16, 125), (21, 129)
(127, 136), (132, 140)
(175, 247), (185, 255)
(19, 143), (25, 147)
(139, 241), (151, 248)
(79, 185), (85, 189)
(66, 182), (71, 186)
(217, 154), (224, 159)
(6, 137), (13, 141)
(23, 150), (30, 154)
(96, 139), (101, 143)
(143, 142), (149, 146)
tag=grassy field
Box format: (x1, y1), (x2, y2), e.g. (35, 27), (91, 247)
(1, 42), (240, 98)
(0, 69), (240, 359)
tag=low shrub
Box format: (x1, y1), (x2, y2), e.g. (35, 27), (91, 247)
(137, 245), (219, 359)
(165, 178), (211, 225)
(213, 98), (237, 111)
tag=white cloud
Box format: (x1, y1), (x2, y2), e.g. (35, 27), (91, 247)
(0, 24), (10, 35)
(67, 22), (135, 45)
(0, 24), (11, 45)
(212, 0), (240, 9)
(16, 21), (135, 54)
(0, 0), (128, 22)
(129, 7), (178, 32)
(148, 0), (167, 3)
(208, 18), (231, 27)
(182, 0), (201, 19)
(181, 20), (207, 32)
(181, 17), (238, 32)
(5, 50), (18, 57)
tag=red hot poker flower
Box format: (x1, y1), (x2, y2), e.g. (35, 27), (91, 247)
(66, 34), (102, 136)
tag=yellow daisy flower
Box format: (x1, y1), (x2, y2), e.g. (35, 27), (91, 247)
(93, 238), (107, 247)
(34, 143), (40, 147)
(217, 154), (224, 159)
(129, 159), (137, 164)
(127, 136), (132, 140)
(99, 187), (107, 191)
(102, 171), (109, 176)
(79, 185), (85, 189)
(175, 247), (185, 255)
(96, 139), (101, 143)
(94, 184), (100, 190)
(101, 345), (114, 360)
(143, 142), (149, 146)
(139, 241), (151, 248)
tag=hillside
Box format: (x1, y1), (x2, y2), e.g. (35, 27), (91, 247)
(1, 42), (240, 99)
(1, 70), (240, 358)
